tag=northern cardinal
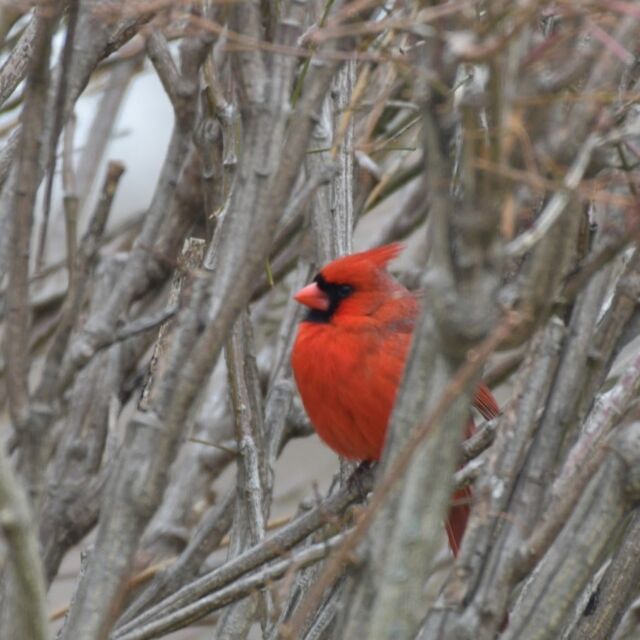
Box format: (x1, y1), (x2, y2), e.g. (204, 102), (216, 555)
(291, 243), (499, 554)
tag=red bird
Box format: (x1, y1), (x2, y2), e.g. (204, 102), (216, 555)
(291, 244), (499, 554)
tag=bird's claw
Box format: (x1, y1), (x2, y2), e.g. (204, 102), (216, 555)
(347, 460), (376, 499)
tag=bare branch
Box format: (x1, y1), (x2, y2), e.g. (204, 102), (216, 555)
(0, 3), (637, 638)
(0, 437), (48, 640)
(505, 423), (640, 640)
(117, 532), (349, 640)
(506, 135), (598, 258)
(568, 509), (640, 640)
(114, 466), (375, 637)
(62, 113), (78, 283)
(0, 13), (37, 107)
(5, 0), (62, 492)
(75, 55), (141, 213)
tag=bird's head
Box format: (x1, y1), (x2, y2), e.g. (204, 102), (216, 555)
(294, 243), (404, 323)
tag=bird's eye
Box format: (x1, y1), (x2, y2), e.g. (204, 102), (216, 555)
(338, 284), (353, 298)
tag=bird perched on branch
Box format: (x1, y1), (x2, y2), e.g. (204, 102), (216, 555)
(291, 243), (499, 554)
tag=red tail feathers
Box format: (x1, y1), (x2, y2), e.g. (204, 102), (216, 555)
(446, 485), (473, 556)
(474, 382), (500, 421)
(446, 384), (500, 556)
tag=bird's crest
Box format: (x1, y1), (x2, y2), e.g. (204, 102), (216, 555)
(355, 243), (404, 268)
(319, 243), (404, 286)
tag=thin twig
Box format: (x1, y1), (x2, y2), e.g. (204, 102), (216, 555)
(62, 113), (78, 284)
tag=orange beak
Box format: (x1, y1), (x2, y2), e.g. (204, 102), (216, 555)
(294, 282), (330, 311)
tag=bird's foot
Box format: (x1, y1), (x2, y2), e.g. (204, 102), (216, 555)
(347, 460), (376, 499)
